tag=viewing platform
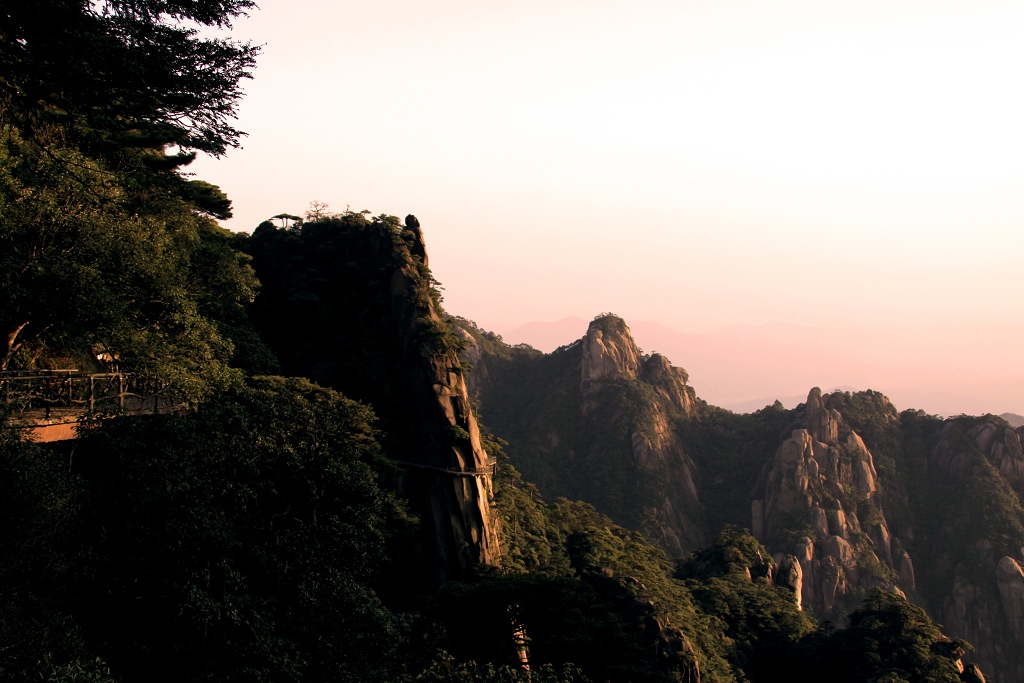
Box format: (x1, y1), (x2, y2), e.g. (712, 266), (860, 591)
(1, 370), (177, 442)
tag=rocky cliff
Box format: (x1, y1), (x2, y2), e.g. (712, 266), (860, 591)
(462, 315), (1024, 679)
(740, 391), (1024, 682)
(245, 213), (500, 582)
(461, 314), (705, 557)
(581, 316), (703, 555)
(911, 416), (1024, 682)
(751, 388), (906, 618)
(386, 218), (502, 577)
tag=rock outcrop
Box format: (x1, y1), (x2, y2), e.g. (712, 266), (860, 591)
(918, 417), (1024, 681)
(997, 556), (1024, 641)
(580, 316), (695, 418)
(774, 554), (804, 610)
(580, 316), (704, 556)
(247, 214), (501, 583)
(970, 421), (1024, 486)
(388, 221), (502, 578)
(752, 387), (904, 618)
(458, 327), (488, 400)
(581, 318), (643, 386)
(460, 314), (706, 558)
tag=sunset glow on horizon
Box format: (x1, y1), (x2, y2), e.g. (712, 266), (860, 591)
(192, 0), (1024, 414)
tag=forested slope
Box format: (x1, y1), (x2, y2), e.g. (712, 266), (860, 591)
(463, 314), (1024, 681)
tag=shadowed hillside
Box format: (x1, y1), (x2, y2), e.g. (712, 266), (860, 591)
(463, 313), (1024, 681)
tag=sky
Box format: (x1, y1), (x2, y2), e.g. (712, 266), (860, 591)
(192, 0), (1024, 414)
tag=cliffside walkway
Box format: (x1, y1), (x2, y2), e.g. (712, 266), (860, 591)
(2, 370), (177, 441)
(391, 459), (497, 477)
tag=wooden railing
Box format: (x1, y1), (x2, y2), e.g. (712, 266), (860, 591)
(1, 370), (176, 418)
(390, 459), (497, 477)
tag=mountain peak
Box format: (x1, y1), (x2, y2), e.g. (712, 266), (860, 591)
(582, 314), (643, 383)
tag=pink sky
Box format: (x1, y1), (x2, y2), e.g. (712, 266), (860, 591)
(189, 0), (1024, 417)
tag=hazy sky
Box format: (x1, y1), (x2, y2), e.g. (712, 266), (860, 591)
(194, 0), (1024, 337)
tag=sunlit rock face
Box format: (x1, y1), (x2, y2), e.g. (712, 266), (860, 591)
(752, 387), (900, 619)
(388, 226), (502, 576)
(461, 313), (707, 558)
(581, 317), (643, 384)
(580, 316), (704, 556)
(580, 317), (696, 417)
(643, 353), (696, 416)
(459, 310), (1024, 680)
(748, 391), (1024, 681)
(969, 421), (1024, 485)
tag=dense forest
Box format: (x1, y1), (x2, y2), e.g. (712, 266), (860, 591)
(0, 2), (1001, 682)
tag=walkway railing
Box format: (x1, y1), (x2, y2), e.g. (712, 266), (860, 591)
(1, 369), (175, 419)
(390, 459), (497, 478)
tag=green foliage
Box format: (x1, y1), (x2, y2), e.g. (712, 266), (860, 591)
(0, 428), (92, 682)
(454, 317), (543, 363)
(1, 0), (258, 161)
(468, 338), (584, 500)
(678, 529), (814, 681)
(405, 652), (585, 683)
(791, 590), (964, 683)
(0, 377), (410, 683)
(494, 464), (573, 576)
(492, 463), (734, 683)
(674, 404), (796, 536)
(677, 527), (775, 581)
(426, 573), (668, 682)
(38, 656), (116, 683)
(0, 0), (268, 397)
(1, 352), (984, 683)
(0, 126), (272, 398)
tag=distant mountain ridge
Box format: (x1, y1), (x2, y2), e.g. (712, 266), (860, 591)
(1003, 413), (1024, 428)
(494, 318), (1024, 417)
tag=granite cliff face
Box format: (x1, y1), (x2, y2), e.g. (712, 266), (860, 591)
(387, 222), (502, 576)
(580, 316), (703, 555)
(915, 417), (1024, 682)
(246, 214), (501, 581)
(461, 314), (704, 557)
(752, 388), (905, 618)
(746, 393), (1024, 681)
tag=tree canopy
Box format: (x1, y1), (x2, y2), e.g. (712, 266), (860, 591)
(0, 0), (268, 397)
(1, 0), (259, 162)
(0, 377), (409, 683)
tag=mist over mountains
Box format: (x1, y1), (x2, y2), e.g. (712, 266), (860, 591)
(495, 317), (1024, 417)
